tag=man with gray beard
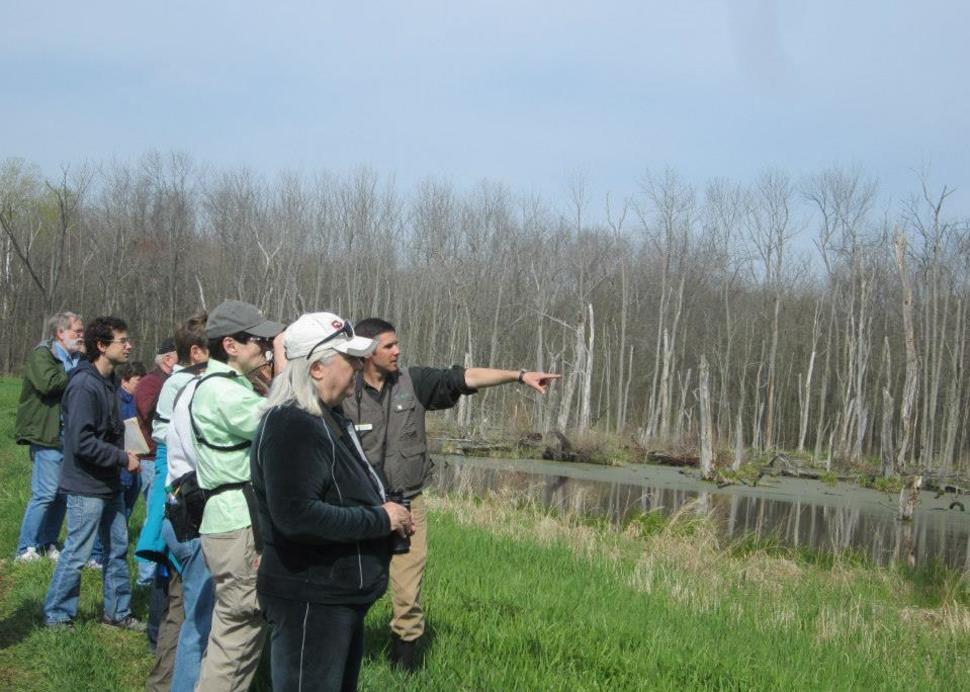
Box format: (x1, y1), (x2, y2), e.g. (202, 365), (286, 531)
(14, 311), (84, 562)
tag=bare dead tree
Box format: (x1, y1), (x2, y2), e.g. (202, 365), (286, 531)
(893, 230), (918, 473)
(698, 355), (715, 480)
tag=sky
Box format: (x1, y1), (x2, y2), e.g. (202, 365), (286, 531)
(2, 0), (968, 222)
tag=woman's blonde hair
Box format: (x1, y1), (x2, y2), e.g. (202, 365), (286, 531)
(260, 349), (339, 417)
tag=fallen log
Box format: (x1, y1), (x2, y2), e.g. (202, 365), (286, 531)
(459, 442), (516, 456)
(648, 451), (698, 467)
(765, 453), (795, 469)
(777, 467), (822, 481)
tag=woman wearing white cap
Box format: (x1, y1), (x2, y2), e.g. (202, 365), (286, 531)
(250, 312), (413, 691)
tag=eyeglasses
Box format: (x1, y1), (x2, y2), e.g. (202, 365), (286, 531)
(233, 333), (274, 349)
(104, 337), (134, 345)
(308, 321), (354, 358)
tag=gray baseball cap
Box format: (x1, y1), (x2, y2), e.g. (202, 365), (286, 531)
(206, 300), (284, 339)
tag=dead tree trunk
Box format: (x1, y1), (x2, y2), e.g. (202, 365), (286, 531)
(763, 293), (781, 449)
(578, 303), (594, 432)
(698, 355), (715, 480)
(557, 318), (586, 431)
(733, 410), (744, 471)
(813, 301), (836, 462)
(881, 387), (894, 478)
(797, 301), (821, 453)
(893, 231), (918, 473)
(941, 299), (966, 467)
(898, 475), (922, 521)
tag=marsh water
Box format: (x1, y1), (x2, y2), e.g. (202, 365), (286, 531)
(431, 454), (970, 571)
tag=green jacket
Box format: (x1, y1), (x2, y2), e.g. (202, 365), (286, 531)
(191, 358), (263, 535)
(15, 342), (69, 448)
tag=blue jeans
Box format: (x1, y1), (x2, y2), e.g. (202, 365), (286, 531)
(162, 518), (215, 692)
(16, 445), (67, 555)
(43, 493), (132, 625)
(91, 469), (141, 566)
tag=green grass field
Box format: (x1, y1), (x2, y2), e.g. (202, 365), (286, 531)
(1, 376), (969, 690)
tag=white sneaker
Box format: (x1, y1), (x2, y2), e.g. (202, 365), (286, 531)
(84, 559), (103, 570)
(45, 547), (61, 562)
(14, 547), (42, 563)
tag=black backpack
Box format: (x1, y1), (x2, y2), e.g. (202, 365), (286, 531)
(165, 471), (210, 542)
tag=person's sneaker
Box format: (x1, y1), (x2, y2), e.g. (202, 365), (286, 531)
(14, 547), (42, 563)
(101, 615), (146, 632)
(44, 619), (74, 629)
(45, 546), (61, 562)
(84, 559), (103, 570)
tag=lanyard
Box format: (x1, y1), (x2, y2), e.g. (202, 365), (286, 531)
(321, 406), (385, 499)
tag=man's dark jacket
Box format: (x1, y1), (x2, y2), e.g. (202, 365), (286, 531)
(59, 359), (127, 498)
(14, 341), (68, 448)
(251, 403), (390, 605)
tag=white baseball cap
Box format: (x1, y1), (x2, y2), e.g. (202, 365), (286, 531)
(284, 312), (376, 360)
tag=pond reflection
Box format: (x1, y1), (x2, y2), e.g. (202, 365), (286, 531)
(432, 455), (970, 570)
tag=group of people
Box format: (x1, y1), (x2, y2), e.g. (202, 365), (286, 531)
(14, 302), (558, 691)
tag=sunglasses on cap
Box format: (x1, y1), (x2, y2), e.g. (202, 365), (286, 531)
(307, 320), (354, 359)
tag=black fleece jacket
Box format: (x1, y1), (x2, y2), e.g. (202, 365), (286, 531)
(251, 403), (391, 605)
(59, 359), (127, 498)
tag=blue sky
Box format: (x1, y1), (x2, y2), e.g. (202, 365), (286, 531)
(2, 1), (967, 221)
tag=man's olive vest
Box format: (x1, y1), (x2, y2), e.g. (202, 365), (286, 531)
(344, 369), (431, 498)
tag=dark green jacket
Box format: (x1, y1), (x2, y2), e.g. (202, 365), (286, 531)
(15, 341), (69, 448)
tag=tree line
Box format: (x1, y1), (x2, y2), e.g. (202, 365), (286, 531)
(2, 153), (968, 474)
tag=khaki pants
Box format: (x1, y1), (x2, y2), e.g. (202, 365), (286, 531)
(146, 573), (183, 692)
(390, 494), (427, 641)
(197, 526), (265, 692)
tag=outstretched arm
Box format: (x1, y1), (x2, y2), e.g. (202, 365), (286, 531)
(464, 368), (561, 394)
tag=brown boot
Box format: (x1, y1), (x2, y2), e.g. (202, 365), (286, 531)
(390, 633), (418, 672)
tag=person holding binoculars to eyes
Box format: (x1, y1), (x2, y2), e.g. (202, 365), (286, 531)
(189, 300), (285, 692)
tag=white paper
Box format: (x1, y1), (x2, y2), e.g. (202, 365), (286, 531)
(124, 417), (150, 455)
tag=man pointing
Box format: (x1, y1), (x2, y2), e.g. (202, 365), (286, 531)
(342, 317), (558, 671)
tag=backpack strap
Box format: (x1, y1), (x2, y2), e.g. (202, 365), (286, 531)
(188, 372), (253, 452)
(155, 363), (208, 424)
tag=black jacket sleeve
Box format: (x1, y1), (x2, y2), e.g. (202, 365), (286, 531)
(64, 384), (127, 468)
(409, 365), (477, 411)
(259, 409), (390, 545)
